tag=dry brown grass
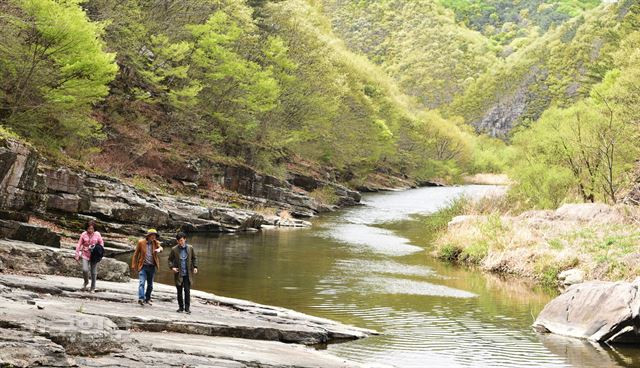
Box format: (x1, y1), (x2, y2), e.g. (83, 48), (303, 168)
(252, 206), (278, 217)
(462, 173), (512, 186)
(434, 202), (640, 287)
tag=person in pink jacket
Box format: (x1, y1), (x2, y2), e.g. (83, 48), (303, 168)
(75, 220), (104, 292)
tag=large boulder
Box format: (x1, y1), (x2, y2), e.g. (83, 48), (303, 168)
(0, 239), (129, 282)
(533, 279), (640, 343)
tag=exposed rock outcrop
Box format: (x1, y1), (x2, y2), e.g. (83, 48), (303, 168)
(473, 67), (549, 138)
(0, 273), (377, 367)
(0, 219), (60, 247)
(0, 139), (46, 212)
(533, 279), (640, 343)
(0, 138), (366, 240)
(558, 268), (585, 288)
(0, 240), (129, 282)
(0, 328), (74, 367)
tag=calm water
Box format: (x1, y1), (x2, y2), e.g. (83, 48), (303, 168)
(148, 186), (640, 367)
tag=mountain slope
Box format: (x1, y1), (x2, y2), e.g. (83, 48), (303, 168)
(446, 0), (637, 137)
(322, 0), (498, 109)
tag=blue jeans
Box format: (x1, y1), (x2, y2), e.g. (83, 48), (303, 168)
(138, 264), (156, 301)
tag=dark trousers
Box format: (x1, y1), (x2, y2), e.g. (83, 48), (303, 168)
(176, 276), (191, 311)
(138, 264), (156, 301)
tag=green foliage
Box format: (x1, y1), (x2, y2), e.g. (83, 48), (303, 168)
(309, 186), (339, 206)
(3, 0), (635, 205)
(422, 196), (469, 241)
(439, 243), (463, 262)
(0, 125), (22, 142)
(51, 0), (477, 182)
(509, 163), (576, 209)
(470, 135), (516, 174)
(0, 0), (117, 158)
(510, 90), (640, 207)
(322, 0), (498, 109)
(439, 0), (600, 45)
(460, 240), (490, 264)
(446, 1), (638, 133)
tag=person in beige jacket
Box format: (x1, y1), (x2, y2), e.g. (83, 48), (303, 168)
(131, 229), (163, 305)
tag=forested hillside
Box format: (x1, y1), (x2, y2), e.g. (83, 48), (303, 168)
(322, 0), (633, 136)
(0, 0), (480, 187)
(1, 0), (639, 209)
(322, 0), (498, 109)
(447, 0), (638, 136)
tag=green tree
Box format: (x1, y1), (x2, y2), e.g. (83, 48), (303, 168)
(0, 0), (117, 157)
(511, 97), (639, 205)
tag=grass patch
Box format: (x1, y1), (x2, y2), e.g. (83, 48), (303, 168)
(439, 243), (463, 261)
(0, 125), (23, 141)
(460, 241), (489, 264)
(129, 175), (157, 194)
(309, 186), (339, 206)
(431, 196), (640, 286)
(421, 196), (468, 242)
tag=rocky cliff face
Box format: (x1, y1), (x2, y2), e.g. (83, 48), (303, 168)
(218, 165), (361, 217)
(473, 67), (549, 138)
(0, 138), (359, 237)
(0, 139), (46, 212)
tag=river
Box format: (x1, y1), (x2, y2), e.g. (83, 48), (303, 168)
(152, 185), (640, 367)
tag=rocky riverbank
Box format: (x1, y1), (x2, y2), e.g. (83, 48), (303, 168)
(0, 137), (398, 367)
(0, 267), (378, 367)
(1, 136), (431, 244)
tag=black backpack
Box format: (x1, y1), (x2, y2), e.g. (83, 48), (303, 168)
(90, 244), (104, 264)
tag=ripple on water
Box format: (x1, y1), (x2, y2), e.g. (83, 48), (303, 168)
(320, 302), (570, 368)
(334, 259), (439, 278)
(359, 276), (477, 298)
(319, 224), (423, 256)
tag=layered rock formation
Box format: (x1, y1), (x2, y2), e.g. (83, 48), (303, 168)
(0, 273), (377, 367)
(0, 138), (360, 239)
(0, 139), (46, 212)
(0, 240), (129, 282)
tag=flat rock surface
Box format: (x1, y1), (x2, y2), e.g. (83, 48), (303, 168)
(0, 273), (377, 367)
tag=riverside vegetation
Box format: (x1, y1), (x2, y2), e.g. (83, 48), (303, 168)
(1, 0), (640, 312)
(2, 0), (640, 364)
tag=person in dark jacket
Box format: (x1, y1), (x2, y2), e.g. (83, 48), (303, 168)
(168, 232), (198, 314)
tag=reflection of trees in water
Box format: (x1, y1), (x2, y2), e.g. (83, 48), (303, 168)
(539, 334), (640, 368)
(164, 230), (341, 312)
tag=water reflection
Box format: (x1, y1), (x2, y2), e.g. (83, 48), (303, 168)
(144, 185), (640, 367)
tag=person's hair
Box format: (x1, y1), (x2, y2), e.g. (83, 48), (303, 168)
(176, 232), (187, 240)
(85, 220), (97, 231)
